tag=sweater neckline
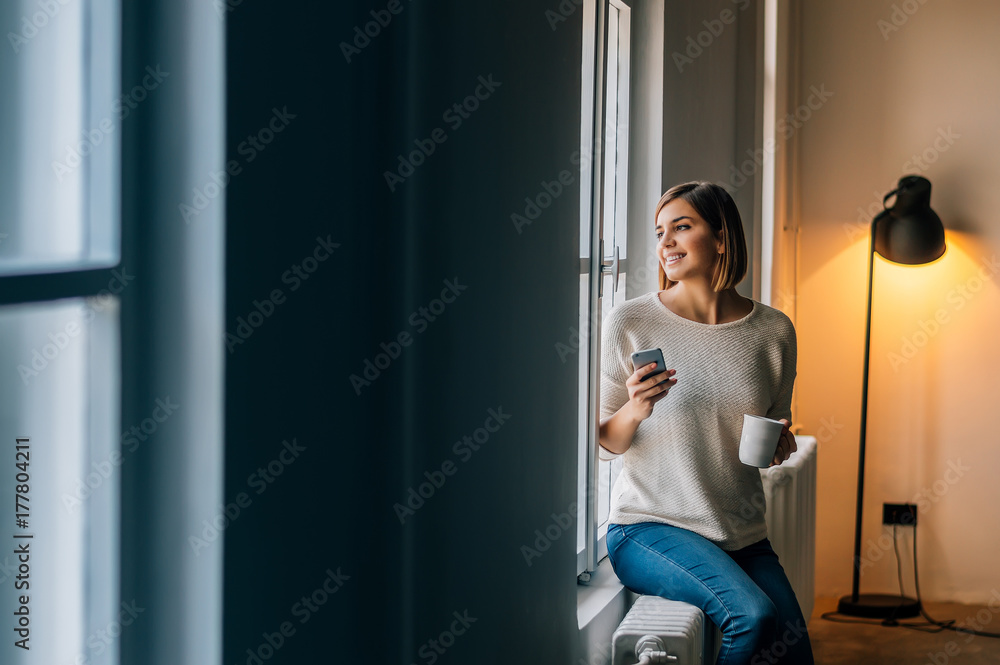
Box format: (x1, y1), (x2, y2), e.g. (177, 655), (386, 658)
(650, 291), (758, 328)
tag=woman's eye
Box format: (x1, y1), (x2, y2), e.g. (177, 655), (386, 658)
(675, 224), (690, 231)
(655, 232), (663, 239)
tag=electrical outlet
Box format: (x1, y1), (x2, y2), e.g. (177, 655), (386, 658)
(883, 503), (917, 526)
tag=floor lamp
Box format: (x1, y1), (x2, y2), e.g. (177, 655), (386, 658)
(838, 175), (947, 619)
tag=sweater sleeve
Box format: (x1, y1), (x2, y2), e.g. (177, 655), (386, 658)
(764, 314), (797, 423)
(598, 309), (633, 461)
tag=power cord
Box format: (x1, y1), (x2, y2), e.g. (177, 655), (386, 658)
(892, 524), (905, 600)
(820, 519), (1000, 638)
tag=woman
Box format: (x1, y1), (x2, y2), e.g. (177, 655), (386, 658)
(599, 181), (815, 665)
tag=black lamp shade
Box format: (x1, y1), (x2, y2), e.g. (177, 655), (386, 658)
(873, 175), (946, 265)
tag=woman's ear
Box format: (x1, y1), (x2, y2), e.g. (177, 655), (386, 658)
(715, 229), (725, 254)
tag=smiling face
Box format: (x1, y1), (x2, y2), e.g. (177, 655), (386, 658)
(655, 198), (725, 286)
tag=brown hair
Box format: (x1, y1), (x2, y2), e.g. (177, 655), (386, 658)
(654, 181), (747, 292)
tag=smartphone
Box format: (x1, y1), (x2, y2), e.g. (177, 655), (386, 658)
(630, 347), (666, 380)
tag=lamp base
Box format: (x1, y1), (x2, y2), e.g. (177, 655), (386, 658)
(837, 593), (921, 619)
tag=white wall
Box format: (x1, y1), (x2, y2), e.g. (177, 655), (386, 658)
(627, 0), (765, 300)
(794, 0), (1000, 603)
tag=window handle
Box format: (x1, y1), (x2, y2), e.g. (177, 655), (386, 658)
(600, 240), (619, 298)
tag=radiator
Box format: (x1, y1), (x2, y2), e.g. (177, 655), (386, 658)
(613, 435), (818, 665)
(759, 434), (817, 624)
(611, 596), (705, 665)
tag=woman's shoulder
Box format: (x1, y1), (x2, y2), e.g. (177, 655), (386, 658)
(746, 300), (796, 343)
(753, 300), (792, 326)
(603, 292), (660, 330)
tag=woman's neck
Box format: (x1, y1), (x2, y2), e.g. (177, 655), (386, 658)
(659, 282), (751, 324)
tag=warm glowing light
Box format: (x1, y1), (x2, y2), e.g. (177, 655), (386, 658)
(873, 231), (993, 325)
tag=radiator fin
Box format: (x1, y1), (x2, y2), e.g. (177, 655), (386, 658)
(612, 596), (705, 665)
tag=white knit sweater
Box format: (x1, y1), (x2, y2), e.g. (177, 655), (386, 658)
(599, 290), (796, 551)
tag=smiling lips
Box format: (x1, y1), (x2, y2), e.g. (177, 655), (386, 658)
(665, 253), (686, 265)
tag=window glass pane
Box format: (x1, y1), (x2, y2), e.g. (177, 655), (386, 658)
(600, 4), (620, 257)
(580, 0), (631, 573)
(0, 0), (120, 275)
(577, 272), (590, 558)
(598, 272), (625, 527)
(0, 298), (119, 665)
(611, 3), (630, 261)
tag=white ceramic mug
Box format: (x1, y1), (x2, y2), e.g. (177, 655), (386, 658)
(739, 414), (785, 467)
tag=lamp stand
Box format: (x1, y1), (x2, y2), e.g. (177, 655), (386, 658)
(837, 214), (921, 620)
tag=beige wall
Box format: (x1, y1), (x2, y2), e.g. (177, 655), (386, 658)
(794, 0), (1000, 603)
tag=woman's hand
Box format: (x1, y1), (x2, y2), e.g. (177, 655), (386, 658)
(626, 363), (677, 422)
(769, 418), (797, 467)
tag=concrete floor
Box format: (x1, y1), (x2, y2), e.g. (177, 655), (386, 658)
(809, 596), (1000, 664)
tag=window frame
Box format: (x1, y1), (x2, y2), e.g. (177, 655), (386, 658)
(0, 0), (123, 659)
(2, 0), (228, 661)
(578, 0), (632, 580)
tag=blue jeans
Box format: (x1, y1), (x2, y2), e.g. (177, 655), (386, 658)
(607, 522), (814, 665)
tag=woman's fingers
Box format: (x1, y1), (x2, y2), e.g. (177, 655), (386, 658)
(771, 431), (795, 466)
(771, 418), (795, 464)
(772, 438), (785, 465)
(645, 367), (676, 385)
(639, 370), (676, 398)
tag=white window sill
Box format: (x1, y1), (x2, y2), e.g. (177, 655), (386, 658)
(577, 556), (633, 664)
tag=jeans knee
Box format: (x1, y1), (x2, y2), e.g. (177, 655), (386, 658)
(738, 599), (779, 642)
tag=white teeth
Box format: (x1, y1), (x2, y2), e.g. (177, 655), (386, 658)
(665, 254), (685, 263)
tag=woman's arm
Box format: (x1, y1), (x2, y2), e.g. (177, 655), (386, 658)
(597, 306), (676, 458)
(598, 403), (643, 456)
(766, 313), (798, 465)
(599, 363), (677, 456)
